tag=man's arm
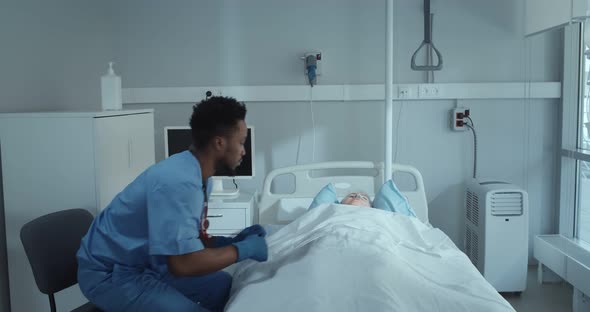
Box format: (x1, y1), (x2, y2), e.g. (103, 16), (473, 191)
(168, 234), (268, 277)
(167, 245), (238, 277)
(205, 236), (234, 248)
(204, 225), (267, 249)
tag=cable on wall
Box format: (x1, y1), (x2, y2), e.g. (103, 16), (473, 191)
(464, 119), (478, 179)
(310, 86), (316, 162)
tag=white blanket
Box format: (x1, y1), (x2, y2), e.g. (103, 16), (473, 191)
(226, 204), (514, 312)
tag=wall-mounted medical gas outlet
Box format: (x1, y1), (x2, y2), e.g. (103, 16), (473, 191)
(451, 107), (470, 131)
(303, 52), (322, 76)
(398, 86), (412, 98)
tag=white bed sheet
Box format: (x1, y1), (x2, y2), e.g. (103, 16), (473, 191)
(226, 204), (514, 312)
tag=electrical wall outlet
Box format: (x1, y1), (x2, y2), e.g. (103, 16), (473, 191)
(419, 84), (440, 98)
(451, 107), (469, 131)
(303, 52), (322, 76)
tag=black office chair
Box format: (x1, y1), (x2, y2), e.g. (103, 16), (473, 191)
(20, 208), (102, 312)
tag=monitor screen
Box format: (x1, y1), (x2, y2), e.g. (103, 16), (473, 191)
(164, 126), (254, 178)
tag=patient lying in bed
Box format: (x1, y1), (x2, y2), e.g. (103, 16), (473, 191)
(226, 203), (515, 312)
(340, 192), (372, 207)
(309, 181), (417, 217)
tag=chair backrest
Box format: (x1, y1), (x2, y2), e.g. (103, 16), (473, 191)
(20, 208), (94, 295)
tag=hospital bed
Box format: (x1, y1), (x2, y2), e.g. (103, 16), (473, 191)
(257, 161), (429, 225)
(225, 161), (514, 312)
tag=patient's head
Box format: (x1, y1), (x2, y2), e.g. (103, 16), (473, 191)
(341, 192), (372, 208)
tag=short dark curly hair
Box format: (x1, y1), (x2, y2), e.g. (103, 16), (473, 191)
(189, 96), (247, 150)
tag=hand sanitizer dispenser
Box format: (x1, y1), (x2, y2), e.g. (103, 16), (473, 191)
(101, 62), (122, 111)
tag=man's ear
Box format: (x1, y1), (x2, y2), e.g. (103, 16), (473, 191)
(213, 136), (225, 151)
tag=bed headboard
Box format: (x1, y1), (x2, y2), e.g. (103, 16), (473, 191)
(257, 161), (429, 224)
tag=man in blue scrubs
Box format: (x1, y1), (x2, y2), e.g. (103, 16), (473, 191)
(77, 96), (267, 312)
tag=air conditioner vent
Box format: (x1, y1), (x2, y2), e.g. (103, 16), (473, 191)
(466, 190), (479, 226)
(472, 228), (479, 266)
(491, 192), (523, 216)
(465, 226), (479, 267)
(465, 228), (472, 257)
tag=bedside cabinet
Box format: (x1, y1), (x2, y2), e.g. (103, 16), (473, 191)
(208, 192), (255, 235)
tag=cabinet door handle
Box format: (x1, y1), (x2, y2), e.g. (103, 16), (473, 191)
(208, 214), (223, 218)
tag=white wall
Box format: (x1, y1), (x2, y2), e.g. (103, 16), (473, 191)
(0, 1), (115, 310)
(118, 0), (562, 263)
(0, 0), (115, 112)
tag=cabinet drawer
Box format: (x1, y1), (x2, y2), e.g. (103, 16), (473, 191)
(207, 208), (246, 230)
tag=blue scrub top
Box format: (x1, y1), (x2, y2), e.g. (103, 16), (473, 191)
(77, 151), (211, 276)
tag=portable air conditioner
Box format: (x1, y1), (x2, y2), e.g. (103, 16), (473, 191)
(464, 179), (529, 293)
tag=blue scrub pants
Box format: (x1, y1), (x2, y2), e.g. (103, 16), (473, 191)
(78, 266), (232, 312)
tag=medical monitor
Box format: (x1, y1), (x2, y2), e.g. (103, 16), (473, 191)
(164, 125), (254, 196)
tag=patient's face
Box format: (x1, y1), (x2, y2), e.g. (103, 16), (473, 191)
(341, 192), (371, 208)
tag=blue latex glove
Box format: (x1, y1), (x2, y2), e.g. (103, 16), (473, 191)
(232, 235), (268, 262)
(233, 224), (266, 242)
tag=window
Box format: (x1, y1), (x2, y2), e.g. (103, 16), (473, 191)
(578, 161), (590, 242)
(581, 31), (590, 241)
(581, 26), (590, 152)
(568, 22), (590, 242)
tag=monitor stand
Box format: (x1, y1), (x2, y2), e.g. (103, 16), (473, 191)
(210, 178), (239, 197)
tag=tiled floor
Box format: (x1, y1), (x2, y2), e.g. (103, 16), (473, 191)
(505, 266), (572, 312)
